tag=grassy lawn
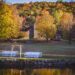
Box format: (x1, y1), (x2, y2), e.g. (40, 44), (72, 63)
(0, 41), (75, 56)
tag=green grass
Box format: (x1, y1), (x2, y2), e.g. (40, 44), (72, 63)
(22, 43), (75, 51)
(0, 41), (75, 56)
(0, 41), (75, 60)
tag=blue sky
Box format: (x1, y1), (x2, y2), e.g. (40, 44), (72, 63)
(5, 0), (74, 4)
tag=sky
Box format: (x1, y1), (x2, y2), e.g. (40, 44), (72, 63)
(5, 0), (74, 4)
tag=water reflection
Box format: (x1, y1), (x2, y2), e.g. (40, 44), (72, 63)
(0, 68), (75, 75)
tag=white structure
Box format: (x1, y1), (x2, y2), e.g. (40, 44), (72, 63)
(11, 45), (22, 58)
(1, 51), (18, 57)
(24, 52), (42, 58)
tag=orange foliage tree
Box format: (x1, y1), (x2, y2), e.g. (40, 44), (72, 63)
(60, 12), (73, 43)
(36, 10), (56, 41)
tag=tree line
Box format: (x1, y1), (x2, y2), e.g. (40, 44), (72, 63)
(0, 1), (75, 43)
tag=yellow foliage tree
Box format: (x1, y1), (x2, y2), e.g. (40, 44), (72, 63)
(36, 10), (56, 41)
(0, 3), (20, 39)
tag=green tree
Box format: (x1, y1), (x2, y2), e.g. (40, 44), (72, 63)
(53, 9), (64, 26)
(0, 3), (19, 39)
(20, 9), (38, 40)
(36, 10), (56, 41)
(57, 0), (63, 2)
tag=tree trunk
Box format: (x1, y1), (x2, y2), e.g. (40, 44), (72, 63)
(68, 30), (72, 44)
(46, 36), (49, 42)
(29, 25), (34, 41)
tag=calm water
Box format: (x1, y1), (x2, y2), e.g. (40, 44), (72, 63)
(0, 68), (75, 75)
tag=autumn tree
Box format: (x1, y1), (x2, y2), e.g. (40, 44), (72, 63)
(0, 3), (20, 40)
(36, 10), (56, 41)
(20, 9), (39, 40)
(53, 9), (64, 26)
(60, 12), (73, 44)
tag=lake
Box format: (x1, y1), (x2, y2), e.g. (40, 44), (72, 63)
(0, 68), (75, 75)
